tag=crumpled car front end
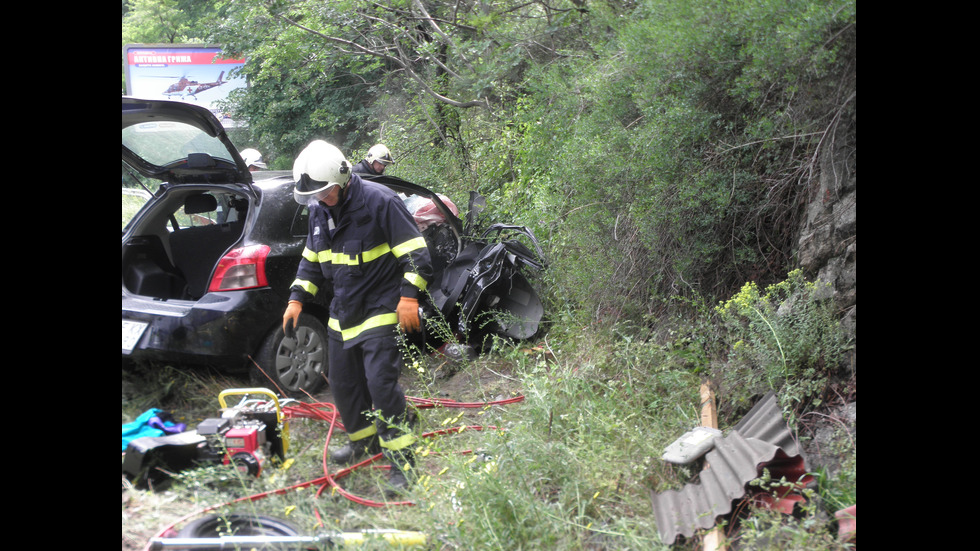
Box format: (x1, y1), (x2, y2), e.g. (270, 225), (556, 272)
(429, 224), (545, 344)
(413, 192), (546, 352)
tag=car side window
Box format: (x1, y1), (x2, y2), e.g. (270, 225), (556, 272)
(290, 206), (310, 237)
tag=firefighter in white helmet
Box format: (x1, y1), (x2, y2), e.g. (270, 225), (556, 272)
(283, 139), (432, 495)
(353, 144), (395, 176)
(240, 148), (267, 171)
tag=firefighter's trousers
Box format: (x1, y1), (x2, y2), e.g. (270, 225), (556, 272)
(327, 331), (416, 453)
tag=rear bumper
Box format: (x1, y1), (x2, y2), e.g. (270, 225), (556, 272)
(122, 289), (281, 367)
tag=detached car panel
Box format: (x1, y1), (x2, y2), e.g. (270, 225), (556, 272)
(122, 97), (545, 397)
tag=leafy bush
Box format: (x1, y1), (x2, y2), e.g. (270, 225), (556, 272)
(716, 270), (851, 417)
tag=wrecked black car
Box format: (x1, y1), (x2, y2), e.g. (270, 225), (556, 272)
(122, 97), (545, 396)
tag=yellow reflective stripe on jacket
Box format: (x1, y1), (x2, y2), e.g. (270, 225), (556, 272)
(301, 247), (319, 262)
(303, 247), (337, 265)
(330, 242), (391, 266)
(290, 278), (319, 296)
(327, 237), (426, 267)
(392, 236), (427, 258)
(404, 272), (427, 291)
(379, 432), (417, 452)
(348, 424), (378, 442)
(305, 237), (426, 269)
(328, 312), (399, 341)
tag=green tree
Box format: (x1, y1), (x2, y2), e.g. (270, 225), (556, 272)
(122, 0), (194, 44)
(202, 0), (597, 168)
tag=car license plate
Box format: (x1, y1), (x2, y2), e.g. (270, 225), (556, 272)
(123, 320), (148, 353)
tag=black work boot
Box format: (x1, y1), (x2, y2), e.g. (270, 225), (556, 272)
(330, 435), (381, 466)
(384, 449), (416, 498)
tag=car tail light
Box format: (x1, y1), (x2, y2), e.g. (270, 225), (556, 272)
(208, 244), (270, 292)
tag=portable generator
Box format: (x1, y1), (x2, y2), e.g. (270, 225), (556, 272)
(123, 388), (290, 489)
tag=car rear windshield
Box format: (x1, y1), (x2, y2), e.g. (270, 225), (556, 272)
(122, 121), (234, 168)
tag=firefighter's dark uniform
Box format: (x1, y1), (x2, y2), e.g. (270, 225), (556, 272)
(288, 172), (432, 464)
(352, 159), (382, 176)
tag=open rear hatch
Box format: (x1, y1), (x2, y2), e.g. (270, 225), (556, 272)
(123, 97), (258, 302)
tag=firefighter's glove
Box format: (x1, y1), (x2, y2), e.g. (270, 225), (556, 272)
(397, 297), (421, 333)
(283, 300), (302, 339)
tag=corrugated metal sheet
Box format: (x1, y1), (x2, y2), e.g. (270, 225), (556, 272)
(651, 392), (810, 544)
(732, 391), (801, 458)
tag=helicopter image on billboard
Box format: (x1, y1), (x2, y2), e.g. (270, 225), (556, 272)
(160, 71), (228, 100)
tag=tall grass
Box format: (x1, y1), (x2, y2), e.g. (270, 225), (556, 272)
(388, 352), (701, 550)
(121, 362), (246, 426)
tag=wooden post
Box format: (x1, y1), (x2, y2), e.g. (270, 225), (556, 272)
(700, 383), (718, 429)
(699, 382), (727, 551)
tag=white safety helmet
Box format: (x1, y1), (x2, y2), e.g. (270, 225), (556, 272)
(365, 144), (394, 166)
(240, 148), (267, 169)
(292, 140), (352, 205)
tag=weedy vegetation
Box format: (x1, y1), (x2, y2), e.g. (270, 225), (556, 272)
(123, 270), (854, 550)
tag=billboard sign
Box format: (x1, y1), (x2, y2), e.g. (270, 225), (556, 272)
(124, 44), (247, 127)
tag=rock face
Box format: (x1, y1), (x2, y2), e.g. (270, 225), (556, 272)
(796, 118), (856, 348)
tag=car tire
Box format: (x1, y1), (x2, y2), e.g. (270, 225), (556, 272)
(252, 312), (328, 397)
(177, 513), (303, 548)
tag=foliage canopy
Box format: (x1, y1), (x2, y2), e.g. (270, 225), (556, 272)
(122, 0), (856, 320)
